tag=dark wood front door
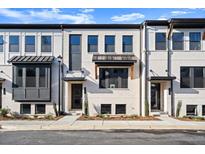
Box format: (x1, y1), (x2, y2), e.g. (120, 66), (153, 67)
(0, 84), (2, 109)
(71, 84), (82, 109)
(151, 83), (161, 111)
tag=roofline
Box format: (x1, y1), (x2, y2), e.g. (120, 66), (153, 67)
(0, 24), (141, 29)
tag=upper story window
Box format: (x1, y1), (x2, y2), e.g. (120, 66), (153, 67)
(9, 36), (19, 52)
(41, 36), (51, 52)
(99, 68), (128, 88)
(189, 32), (201, 50)
(0, 35), (3, 52)
(155, 33), (166, 50)
(25, 36), (35, 52)
(88, 35), (98, 52)
(123, 35), (133, 52)
(180, 67), (205, 88)
(105, 35), (115, 52)
(172, 32), (184, 50)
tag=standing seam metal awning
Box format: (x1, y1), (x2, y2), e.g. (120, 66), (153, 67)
(8, 56), (55, 64)
(149, 76), (176, 81)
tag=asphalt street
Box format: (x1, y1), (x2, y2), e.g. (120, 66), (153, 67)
(0, 130), (205, 145)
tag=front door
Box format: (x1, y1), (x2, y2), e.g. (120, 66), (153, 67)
(151, 83), (161, 111)
(71, 84), (82, 109)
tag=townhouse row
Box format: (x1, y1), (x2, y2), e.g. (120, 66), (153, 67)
(0, 18), (205, 117)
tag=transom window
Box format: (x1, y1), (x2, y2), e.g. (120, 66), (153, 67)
(180, 67), (205, 88)
(35, 104), (46, 114)
(9, 36), (19, 52)
(101, 104), (111, 114)
(155, 32), (166, 50)
(25, 36), (35, 52)
(116, 104), (126, 114)
(0, 35), (3, 52)
(186, 105), (197, 116)
(99, 68), (128, 88)
(123, 35), (133, 52)
(105, 35), (115, 52)
(20, 104), (31, 114)
(41, 36), (51, 52)
(189, 32), (201, 50)
(88, 35), (98, 52)
(172, 32), (184, 50)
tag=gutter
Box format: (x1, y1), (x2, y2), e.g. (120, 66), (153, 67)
(139, 24), (143, 116)
(61, 24), (65, 113)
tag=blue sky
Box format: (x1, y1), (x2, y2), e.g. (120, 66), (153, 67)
(0, 8), (204, 24)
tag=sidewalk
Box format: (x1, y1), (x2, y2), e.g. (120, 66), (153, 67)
(1, 115), (205, 131)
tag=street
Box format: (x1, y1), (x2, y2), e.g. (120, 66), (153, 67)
(0, 130), (205, 145)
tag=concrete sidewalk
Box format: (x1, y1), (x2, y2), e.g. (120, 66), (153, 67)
(1, 115), (205, 131)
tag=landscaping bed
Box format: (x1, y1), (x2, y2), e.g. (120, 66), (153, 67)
(177, 116), (205, 121)
(78, 115), (160, 121)
(0, 115), (63, 121)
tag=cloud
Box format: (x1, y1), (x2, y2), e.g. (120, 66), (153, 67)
(111, 13), (145, 22)
(170, 11), (191, 16)
(80, 9), (95, 13)
(0, 8), (95, 24)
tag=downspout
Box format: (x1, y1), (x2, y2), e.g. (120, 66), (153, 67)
(139, 24), (143, 116)
(167, 21), (174, 116)
(61, 25), (65, 113)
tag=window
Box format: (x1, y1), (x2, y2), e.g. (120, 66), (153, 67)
(25, 36), (35, 52)
(69, 35), (81, 71)
(202, 105), (205, 116)
(116, 104), (126, 114)
(123, 36), (133, 52)
(190, 32), (201, 50)
(20, 104), (31, 114)
(180, 67), (205, 88)
(101, 104), (111, 114)
(41, 36), (51, 52)
(155, 33), (166, 50)
(88, 35), (98, 52)
(99, 68), (128, 88)
(0, 35), (3, 52)
(39, 67), (47, 87)
(186, 105), (197, 116)
(16, 66), (23, 87)
(172, 32), (184, 50)
(9, 36), (19, 52)
(35, 104), (46, 114)
(105, 35), (115, 52)
(26, 67), (36, 87)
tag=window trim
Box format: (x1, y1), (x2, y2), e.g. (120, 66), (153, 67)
(189, 32), (201, 51)
(155, 32), (167, 51)
(87, 35), (98, 53)
(25, 35), (35, 53)
(105, 35), (115, 53)
(122, 35), (133, 53)
(9, 35), (20, 52)
(41, 35), (52, 52)
(172, 32), (184, 51)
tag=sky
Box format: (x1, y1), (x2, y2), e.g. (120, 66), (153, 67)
(0, 8), (204, 24)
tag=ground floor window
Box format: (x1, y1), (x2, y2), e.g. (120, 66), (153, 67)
(116, 104), (126, 114)
(202, 105), (205, 116)
(186, 105), (197, 116)
(20, 104), (31, 114)
(101, 104), (111, 114)
(35, 104), (46, 114)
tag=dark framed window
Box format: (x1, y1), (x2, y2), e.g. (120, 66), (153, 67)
(41, 36), (51, 52)
(26, 67), (36, 87)
(39, 67), (47, 87)
(16, 66), (23, 87)
(123, 35), (133, 52)
(186, 105), (197, 116)
(116, 104), (126, 114)
(202, 105), (205, 116)
(180, 67), (191, 88)
(155, 33), (166, 50)
(69, 35), (81, 71)
(101, 104), (111, 114)
(105, 35), (115, 52)
(20, 104), (31, 114)
(99, 68), (128, 88)
(9, 36), (19, 52)
(172, 32), (184, 50)
(0, 35), (3, 52)
(88, 35), (98, 52)
(35, 104), (46, 114)
(25, 36), (35, 52)
(189, 32), (201, 50)
(194, 67), (203, 88)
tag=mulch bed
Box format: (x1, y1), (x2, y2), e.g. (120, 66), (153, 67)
(177, 117), (205, 122)
(78, 115), (160, 121)
(0, 115), (63, 121)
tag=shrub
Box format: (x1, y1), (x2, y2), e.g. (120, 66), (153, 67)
(44, 113), (55, 120)
(145, 100), (149, 116)
(176, 100), (182, 117)
(0, 108), (10, 117)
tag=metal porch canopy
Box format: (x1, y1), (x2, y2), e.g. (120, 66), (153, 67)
(8, 56), (55, 64)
